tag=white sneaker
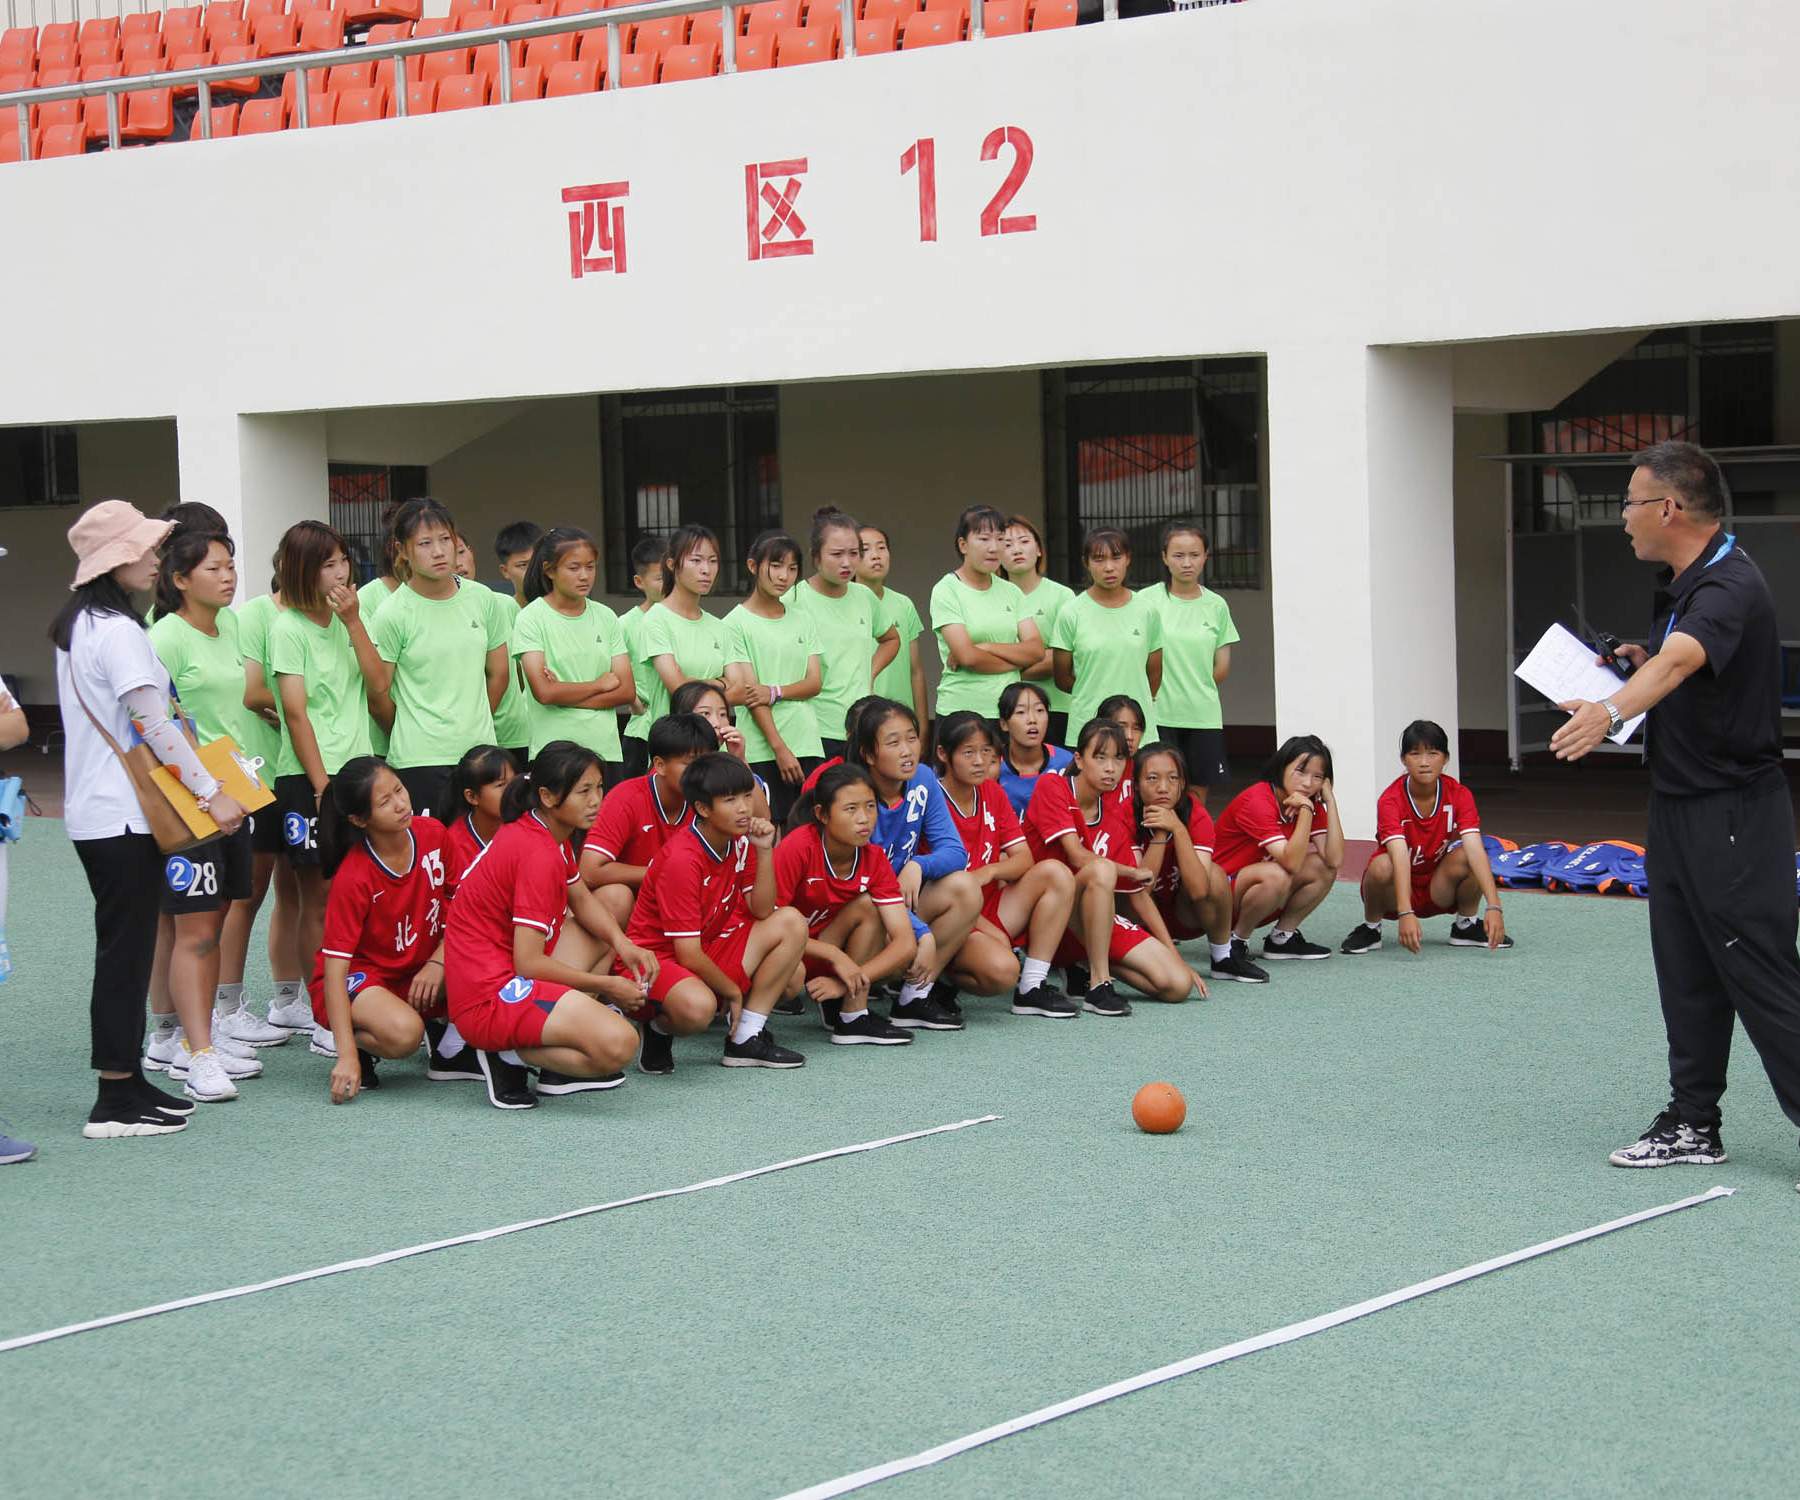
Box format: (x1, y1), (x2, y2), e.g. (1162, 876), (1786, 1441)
(266, 994), (315, 1032)
(309, 1024), (338, 1058)
(168, 1042), (262, 1081)
(178, 1048), (240, 1103)
(215, 1002), (289, 1048)
(209, 1030), (261, 1063)
(143, 1026), (184, 1074)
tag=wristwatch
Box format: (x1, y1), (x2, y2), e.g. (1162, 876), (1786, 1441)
(1601, 698), (1624, 735)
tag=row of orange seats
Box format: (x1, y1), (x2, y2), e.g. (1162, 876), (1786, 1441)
(0, 2), (423, 71)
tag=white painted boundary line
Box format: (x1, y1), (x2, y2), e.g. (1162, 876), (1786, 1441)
(0, 1114), (1001, 1355)
(781, 1183), (1736, 1500)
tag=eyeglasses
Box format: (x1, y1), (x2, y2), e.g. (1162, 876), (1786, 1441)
(1620, 495), (1670, 514)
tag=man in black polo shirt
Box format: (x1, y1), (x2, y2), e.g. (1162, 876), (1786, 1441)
(1551, 440), (1800, 1183)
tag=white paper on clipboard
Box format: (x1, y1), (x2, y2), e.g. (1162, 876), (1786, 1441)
(1515, 624), (1644, 744)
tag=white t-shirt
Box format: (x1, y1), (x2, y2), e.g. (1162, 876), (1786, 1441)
(56, 610), (169, 842)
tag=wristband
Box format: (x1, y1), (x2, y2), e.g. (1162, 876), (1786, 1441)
(770, 683), (782, 704)
(1397, 908), (1415, 918)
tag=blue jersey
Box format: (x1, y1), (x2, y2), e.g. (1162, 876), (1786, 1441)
(875, 765), (967, 883)
(996, 744), (1074, 819)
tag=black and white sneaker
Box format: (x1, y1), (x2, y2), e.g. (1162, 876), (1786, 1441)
(1063, 962), (1091, 999)
(1262, 929), (1331, 961)
(536, 1069), (625, 1095)
(357, 1049), (381, 1090)
(829, 1012), (913, 1046)
(772, 994), (805, 1016)
(133, 1073), (195, 1117)
(1450, 917), (1515, 950)
(889, 995), (965, 1031)
(476, 1051), (537, 1110)
(1082, 980), (1132, 1017)
(638, 1025), (675, 1075)
(1609, 1108), (1726, 1168)
(1011, 983), (1079, 1018)
(721, 1028), (806, 1068)
(1340, 922), (1382, 955)
(1210, 939), (1270, 984)
(424, 1042), (483, 1082)
(928, 979), (964, 1021)
(83, 1093), (188, 1140)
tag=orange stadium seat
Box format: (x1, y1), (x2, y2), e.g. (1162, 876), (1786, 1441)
(80, 34), (122, 67)
(687, 10), (723, 46)
(299, 90), (336, 123)
(1030, 0), (1075, 26)
(204, 8), (243, 46)
(421, 49), (470, 81)
(736, 31), (774, 67)
(346, 0), (424, 24)
(122, 87), (176, 142)
(553, 0), (602, 12)
(326, 60), (372, 91)
(543, 56), (600, 94)
(205, 101), (240, 135)
(506, 4), (550, 21)
(123, 57), (166, 78)
(331, 83), (385, 121)
(164, 24), (206, 55)
(0, 68), (32, 94)
(403, 77), (438, 112)
(292, 0), (335, 15)
(852, 16), (897, 51)
(659, 41), (717, 80)
(80, 17), (121, 45)
(805, 4), (845, 31)
(1, 27), (38, 63)
(166, 8), (204, 32)
(523, 34), (575, 71)
(298, 12), (345, 51)
(615, 50), (656, 85)
(169, 52), (214, 92)
(632, 16), (685, 51)
(412, 16), (455, 37)
(0, 128), (26, 164)
(980, 0), (1027, 34)
(448, 0), (487, 16)
(366, 22), (414, 44)
(40, 22), (79, 51)
(37, 44), (79, 73)
(211, 44), (263, 93)
(208, 21), (252, 49)
(744, 2), (799, 35)
(576, 26), (609, 62)
(207, 2), (247, 19)
(505, 63), (545, 97)
(902, 10), (961, 45)
(33, 94), (79, 136)
(860, 0), (919, 28)
(776, 26), (833, 63)
(121, 13), (164, 40)
(452, 5), (497, 26)
(254, 16), (300, 53)
(245, 0), (288, 21)
(39, 121), (84, 156)
(78, 66), (121, 138)
(434, 71), (489, 108)
(237, 96), (286, 131)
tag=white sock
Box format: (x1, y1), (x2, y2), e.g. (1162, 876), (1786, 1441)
(1272, 927), (1296, 941)
(150, 1013), (177, 1035)
(499, 1049), (523, 1066)
(273, 980), (302, 1003)
(214, 982), (244, 1013)
(838, 1008), (868, 1024)
(1363, 919), (1383, 930)
(897, 980), (933, 1005)
(437, 1022), (467, 1059)
(1209, 941), (1233, 963)
(649, 1017), (672, 1037)
(1018, 958), (1050, 993)
(731, 1012), (767, 1045)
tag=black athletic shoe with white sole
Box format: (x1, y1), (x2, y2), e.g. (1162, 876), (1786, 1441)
(1262, 929), (1331, 961)
(1082, 980), (1132, 1017)
(638, 1025), (675, 1075)
(772, 994), (805, 1016)
(889, 995), (964, 1031)
(133, 1073), (195, 1117)
(1449, 917), (1515, 950)
(721, 1028), (806, 1068)
(829, 1012), (913, 1045)
(358, 1049), (381, 1090)
(476, 1051), (537, 1110)
(83, 1095), (188, 1140)
(1340, 922), (1382, 955)
(1063, 962), (1091, 999)
(1011, 983), (1079, 1018)
(425, 1044), (484, 1082)
(1609, 1107), (1726, 1168)
(536, 1068), (626, 1095)
(927, 979), (964, 1021)
(1210, 939), (1270, 984)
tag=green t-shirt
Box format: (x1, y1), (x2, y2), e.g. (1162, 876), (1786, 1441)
(620, 601), (657, 745)
(357, 577), (402, 756)
(511, 596), (628, 761)
(638, 602), (731, 730)
(1050, 589), (1164, 744)
(234, 594), (289, 773)
(1146, 584), (1240, 730)
(787, 579), (885, 745)
(930, 571), (1030, 718)
(1014, 576), (1076, 714)
(370, 579), (505, 769)
(723, 604), (825, 764)
(870, 588), (924, 715)
(149, 609), (281, 778)
(267, 608), (374, 778)
(485, 590), (534, 752)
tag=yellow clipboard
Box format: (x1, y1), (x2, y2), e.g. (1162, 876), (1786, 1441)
(148, 736), (276, 842)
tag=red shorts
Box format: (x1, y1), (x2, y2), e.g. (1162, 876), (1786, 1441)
(978, 883), (1023, 941)
(1383, 871), (1447, 922)
(625, 923), (753, 1008)
(446, 973), (571, 1052)
(1151, 892), (1206, 942)
(310, 964), (446, 1028)
(1054, 914), (1150, 969)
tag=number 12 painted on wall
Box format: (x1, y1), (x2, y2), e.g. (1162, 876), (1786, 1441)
(900, 127), (1037, 243)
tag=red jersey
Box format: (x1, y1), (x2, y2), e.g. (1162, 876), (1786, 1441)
(773, 823), (904, 937)
(1147, 797), (1217, 903)
(942, 779), (1025, 873)
(443, 811), (491, 900)
(1375, 774), (1480, 872)
(445, 812), (581, 991)
(314, 815), (450, 991)
(1023, 771), (1146, 891)
(628, 824), (759, 954)
(1212, 782), (1330, 878)
(583, 772), (693, 869)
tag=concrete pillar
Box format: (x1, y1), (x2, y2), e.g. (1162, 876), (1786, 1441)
(1265, 344), (1458, 840)
(178, 411), (330, 598)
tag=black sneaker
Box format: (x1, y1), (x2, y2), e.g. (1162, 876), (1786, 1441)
(1064, 962), (1091, 999)
(424, 1037), (484, 1082)
(475, 1051), (537, 1110)
(829, 1012), (913, 1046)
(83, 1090), (188, 1140)
(1340, 922), (1382, 956)
(1450, 917), (1515, 950)
(536, 1069), (626, 1095)
(1262, 929), (1331, 961)
(132, 1072), (196, 1117)
(773, 993), (805, 1015)
(358, 1049), (381, 1090)
(1011, 982), (1079, 1018)
(928, 979), (964, 1020)
(721, 1027), (806, 1068)
(1082, 980), (1132, 1017)
(638, 1025), (675, 1075)
(1608, 1107), (1726, 1168)
(889, 994), (965, 1031)
(1210, 938), (1270, 984)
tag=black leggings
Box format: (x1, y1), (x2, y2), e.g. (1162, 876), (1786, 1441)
(752, 757), (822, 828)
(1160, 726), (1228, 794)
(74, 832), (163, 1073)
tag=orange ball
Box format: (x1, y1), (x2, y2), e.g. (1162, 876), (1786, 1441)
(1132, 1081), (1186, 1135)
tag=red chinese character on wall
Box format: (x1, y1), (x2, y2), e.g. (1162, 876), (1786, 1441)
(744, 158), (813, 261)
(563, 181), (629, 279)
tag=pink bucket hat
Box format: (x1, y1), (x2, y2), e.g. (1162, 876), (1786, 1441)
(68, 500), (174, 589)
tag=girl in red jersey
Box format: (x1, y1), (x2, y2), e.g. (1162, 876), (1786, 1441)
(1134, 741), (1236, 991)
(774, 764), (917, 1045)
(1023, 719), (1195, 1014)
(439, 744), (516, 897)
(931, 711), (1079, 1019)
(443, 742), (655, 1111)
(1210, 734), (1345, 970)
(313, 758), (452, 1104)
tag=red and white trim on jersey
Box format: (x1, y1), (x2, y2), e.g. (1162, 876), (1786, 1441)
(513, 813), (579, 934)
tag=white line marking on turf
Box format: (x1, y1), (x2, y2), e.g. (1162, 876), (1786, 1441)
(0, 1115), (1000, 1355)
(780, 1183), (1736, 1500)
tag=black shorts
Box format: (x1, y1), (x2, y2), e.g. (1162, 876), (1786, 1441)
(1045, 713), (1070, 751)
(751, 757), (821, 827)
(818, 738), (847, 764)
(275, 773), (325, 866)
(602, 760), (629, 793)
(246, 800), (284, 855)
(621, 736), (648, 779)
(1162, 726), (1228, 790)
(395, 765), (453, 818)
(160, 824), (253, 914)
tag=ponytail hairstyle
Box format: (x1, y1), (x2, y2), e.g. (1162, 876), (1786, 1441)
(522, 525), (599, 604)
(318, 755), (392, 878)
(376, 500), (404, 582)
(1132, 741), (1192, 837)
(391, 497), (457, 550)
(1263, 734), (1334, 797)
(437, 743), (515, 823)
(848, 697), (918, 774)
(746, 528), (803, 580)
(932, 709), (1000, 775)
(661, 523), (719, 597)
(274, 520), (349, 615)
(501, 740), (603, 824)
(997, 680), (1051, 722)
(1072, 716), (1129, 762)
(155, 528), (234, 619)
(809, 505), (861, 564)
(787, 760), (877, 835)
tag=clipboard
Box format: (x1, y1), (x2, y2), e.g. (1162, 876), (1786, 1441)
(149, 737), (275, 842)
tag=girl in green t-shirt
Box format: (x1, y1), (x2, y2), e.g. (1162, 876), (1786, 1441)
(1146, 518), (1241, 798)
(618, 533), (668, 777)
(640, 524), (745, 733)
(724, 530), (825, 825)
(512, 527), (635, 779)
(856, 524), (928, 727)
(929, 504), (1042, 720)
(1052, 527), (1164, 747)
(1002, 514), (1078, 747)
(356, 530), (403, 757)
(788, 508), (899, 756)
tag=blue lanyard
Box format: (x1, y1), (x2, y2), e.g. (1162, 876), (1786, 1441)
(1662, 532), (1735, 643)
